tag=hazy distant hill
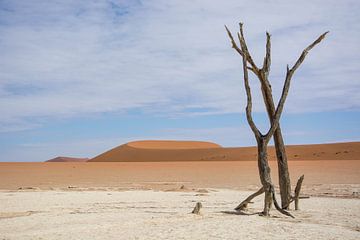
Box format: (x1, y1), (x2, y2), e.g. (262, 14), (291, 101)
(46, 157), (89, 162)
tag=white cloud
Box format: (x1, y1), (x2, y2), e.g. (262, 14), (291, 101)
(0, 0), (359, 132)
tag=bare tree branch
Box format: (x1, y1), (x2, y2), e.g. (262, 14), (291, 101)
(289, 31), (329, 74)
(225, 25), (258, 75)
(271, 185), (294, 218)
(238, 23), (259, 73)
(247, 66), (255, 72)
(265, 32), (329, 142)
(258, 31), (273, 115)
(264, 65), (292, 142)
(238, 35), (262, 139)
(262, 32), (271, 77)
(224, 25), (243, 56)
(235, 187), (264, 211)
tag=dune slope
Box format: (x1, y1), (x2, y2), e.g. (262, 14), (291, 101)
(89, 141), (360, 162)
(127, 140), (221, 149)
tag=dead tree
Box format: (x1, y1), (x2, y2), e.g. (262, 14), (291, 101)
(225, 23), (327, 217)
(225, 26), (292, 208)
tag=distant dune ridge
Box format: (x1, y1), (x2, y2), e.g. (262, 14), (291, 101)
(46, 157), (89, 162)
(126, 140), (221, 149)
(89, 140), (360, 162)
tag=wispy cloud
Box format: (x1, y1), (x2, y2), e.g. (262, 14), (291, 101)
(0, 0), (359, 132)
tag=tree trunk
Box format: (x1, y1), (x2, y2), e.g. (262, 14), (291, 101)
(259, 78), (292, 210)
(257, 138), (273, 216)
(273, 128), (291, 209)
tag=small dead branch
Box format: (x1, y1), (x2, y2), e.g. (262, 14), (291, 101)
(191, 202), (202, 215)
(299, 196), (310, 199)
(281, 175), (307, 210)
(235, 187), (264, 211)
(271, 186), (294, 218)
(294, 175), (305, 210)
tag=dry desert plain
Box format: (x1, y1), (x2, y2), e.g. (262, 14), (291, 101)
(0, 141), (360, 239)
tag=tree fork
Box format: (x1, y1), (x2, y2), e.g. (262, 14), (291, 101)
(255, 29), (292, 210)
(260, 78), (291, 209)
(227, 24), (292, 209)
(237, 33), (292, 217)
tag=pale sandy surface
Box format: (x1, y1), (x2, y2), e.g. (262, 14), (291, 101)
(0, 189), (359, 240)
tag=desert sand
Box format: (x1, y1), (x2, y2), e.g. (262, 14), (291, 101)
(1, 141), (360, 239)
(0, 189), (359, 240)
(90, 141), (360, 162)
(1, 160), (360, 197)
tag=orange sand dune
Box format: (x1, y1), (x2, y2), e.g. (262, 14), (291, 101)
(46, 157), (89, 162)
(127, 140), (221, 149)
(90, 141), (360, 162)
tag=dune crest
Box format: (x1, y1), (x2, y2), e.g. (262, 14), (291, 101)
(89, 141), (360, 162)
(127, 140), (222, 149)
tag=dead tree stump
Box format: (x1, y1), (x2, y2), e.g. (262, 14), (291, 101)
(294, 175), (305, 210)
(192, 202), (202, 215)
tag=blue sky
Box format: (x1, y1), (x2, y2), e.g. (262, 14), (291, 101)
(0, 0), (359, 161)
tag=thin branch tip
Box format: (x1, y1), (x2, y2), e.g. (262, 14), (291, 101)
(317, 31), (329, 41)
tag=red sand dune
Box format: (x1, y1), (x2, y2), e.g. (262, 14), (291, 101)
(127, 140), (221, 149)
(46, 157), (89, 162)
(89, 141), (360, 162)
